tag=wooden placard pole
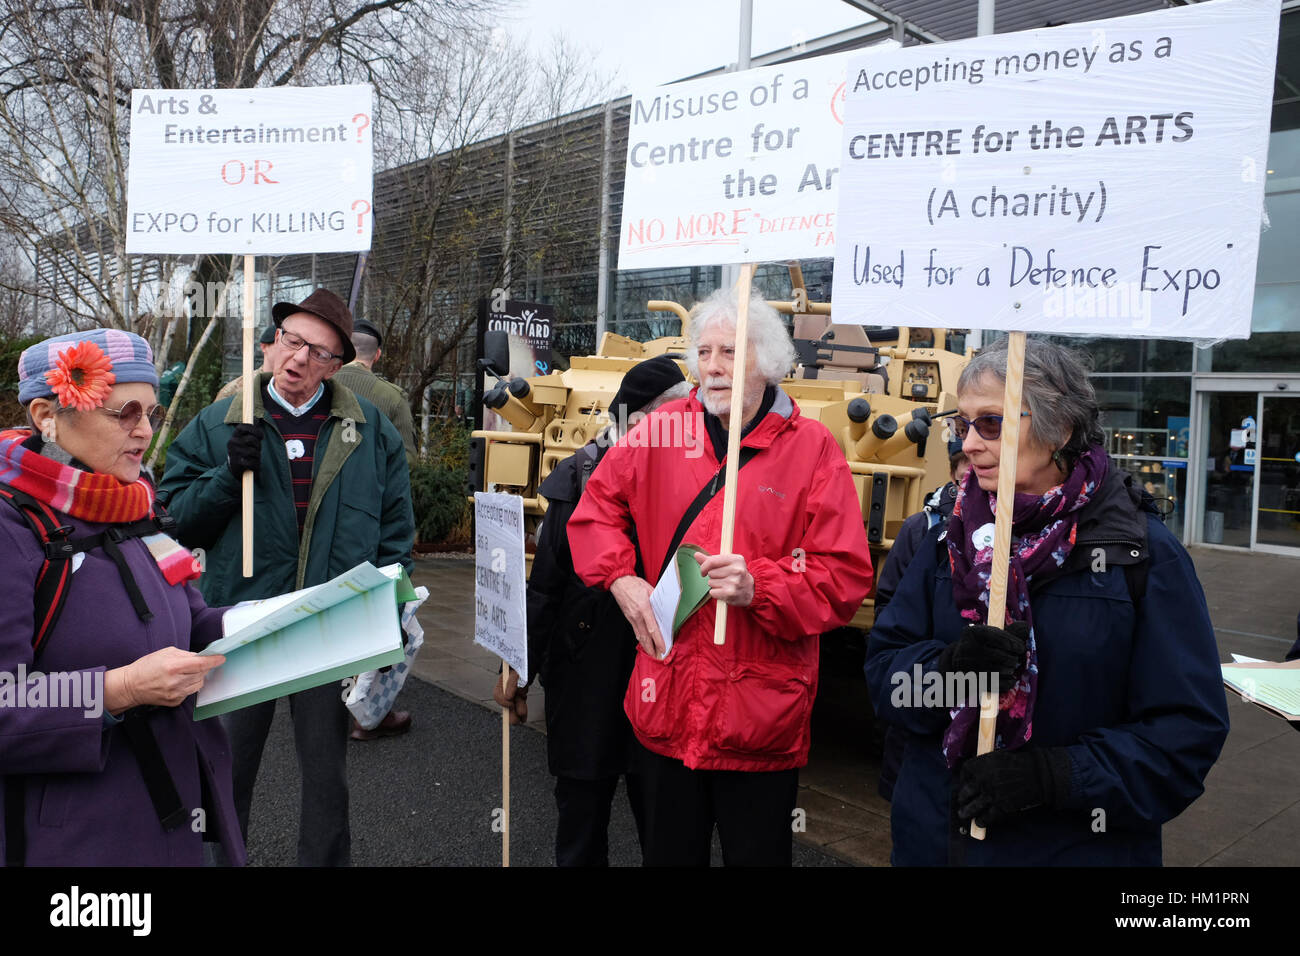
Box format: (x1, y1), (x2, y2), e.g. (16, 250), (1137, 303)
(970, 330), (1027, 841)
(241, 255), (256, 578)
(501, 666), (510, 867)
(713, 262), (757, 646)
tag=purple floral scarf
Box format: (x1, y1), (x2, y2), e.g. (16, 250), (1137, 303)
(941, 446), (1108, 767)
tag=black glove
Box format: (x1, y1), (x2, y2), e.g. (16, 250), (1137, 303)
(956, 747), (1072, 828)
(226, 421), (264, 478)
(935, 621), (1029, 689)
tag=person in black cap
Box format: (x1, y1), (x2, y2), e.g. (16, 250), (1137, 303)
(331, 319), (417, 467)
(158, 287), (414, 866)
(214, 324), (281, 402)
(494, 354), (689, 865)
(331, 318), (417, 741)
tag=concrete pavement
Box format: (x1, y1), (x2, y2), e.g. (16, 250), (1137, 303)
(406, 545), (1300, 867)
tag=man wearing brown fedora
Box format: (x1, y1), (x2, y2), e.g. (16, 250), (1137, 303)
(159, 287), (415, 866)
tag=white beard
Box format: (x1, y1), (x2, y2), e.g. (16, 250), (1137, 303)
(700, 375), (762, 422)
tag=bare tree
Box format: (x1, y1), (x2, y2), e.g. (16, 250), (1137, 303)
(0, 0), (506, 406)
(363, 32), (614, 416)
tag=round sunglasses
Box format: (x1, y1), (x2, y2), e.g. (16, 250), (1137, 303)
(949, 411), (1030, 441)
(98, 400), (166, 432)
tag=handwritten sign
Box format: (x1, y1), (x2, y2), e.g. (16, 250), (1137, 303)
(473, 492), (528, 680)
(830, 0), (1279, 340)
(126, 84), (374, 254)
(617, 48), (888, 269)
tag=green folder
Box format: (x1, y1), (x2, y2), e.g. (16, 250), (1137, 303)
(672, 544), (714, 635)
(395, 567), (418, 605)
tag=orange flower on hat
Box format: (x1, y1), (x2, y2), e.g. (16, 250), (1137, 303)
(44, 340), (116, 411)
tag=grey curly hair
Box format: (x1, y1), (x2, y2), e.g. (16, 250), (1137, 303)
(683, 287), (795, 386)
(957, 336), (1105, 465)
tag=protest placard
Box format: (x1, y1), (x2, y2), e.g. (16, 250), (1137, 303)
(125, 84), (373, 255)
(126, 83), (375, 574)
(828, 0), (1280, 841)
(830, 0), (1279, 340)
(472, 491), (527, 866)
(618, 47), (888, 270)
(617, 48), (897, 641)
(473, 492), (528, 679)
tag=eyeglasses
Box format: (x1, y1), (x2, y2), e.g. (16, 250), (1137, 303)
(99, 400), (166, 432)
(279, 328), (342, 365)
(950, 411), (1031, 441)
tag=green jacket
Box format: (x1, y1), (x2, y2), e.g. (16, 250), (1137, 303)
(157, 372), (415, 607)
(330, 361), (417, 466)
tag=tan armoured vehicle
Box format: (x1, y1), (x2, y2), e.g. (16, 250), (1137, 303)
(470, 276), (971, 629)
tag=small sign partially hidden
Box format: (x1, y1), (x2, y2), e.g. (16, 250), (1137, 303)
(473, 492), (528, 681)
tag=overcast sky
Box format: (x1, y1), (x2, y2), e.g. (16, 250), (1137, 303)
(502, 0), (878, 95)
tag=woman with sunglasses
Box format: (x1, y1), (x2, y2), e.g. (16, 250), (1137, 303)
(865, 336), (1229, 865)
(0, 330), (245, 866)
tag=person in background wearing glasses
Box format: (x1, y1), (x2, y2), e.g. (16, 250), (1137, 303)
(865, 336), (1228, 865)
(158, 289), (414, 866)
(0, 329), (246, 865)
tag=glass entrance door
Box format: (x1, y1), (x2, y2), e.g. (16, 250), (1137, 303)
(1257, 395), (1300, 551)
(1200, 392), (1258, 547)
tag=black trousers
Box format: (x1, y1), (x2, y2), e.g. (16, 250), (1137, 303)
(554, 773), (646, 867)
(222, 683), (351, 866)
(635, 744), (799, 867)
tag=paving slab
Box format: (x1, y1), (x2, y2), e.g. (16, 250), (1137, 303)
(408, 542), (1300, 867)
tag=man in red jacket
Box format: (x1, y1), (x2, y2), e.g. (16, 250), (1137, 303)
(567, 288), (872, 865)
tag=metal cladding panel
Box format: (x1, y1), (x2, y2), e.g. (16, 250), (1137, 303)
(873, 0), (1172, 41)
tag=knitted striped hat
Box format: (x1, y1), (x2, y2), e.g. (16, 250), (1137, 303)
(18, 329), (159, 404)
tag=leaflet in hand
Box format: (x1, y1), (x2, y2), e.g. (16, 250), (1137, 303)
(1221, 659), (1300, 723)
(195, 562), (408, 720)
(648, 544), (713, 657)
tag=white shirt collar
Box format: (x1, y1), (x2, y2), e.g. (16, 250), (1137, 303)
(266, 379), (325, 417)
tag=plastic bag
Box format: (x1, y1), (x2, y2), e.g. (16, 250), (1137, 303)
(345, 585), (428, 730)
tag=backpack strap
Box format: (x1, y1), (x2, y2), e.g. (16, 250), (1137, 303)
(577, 443), (600, 497)
(657, 447), (760, 579)
(0, 484), (70, 868)
(0, 486), (181, 865)
(0, 485), (77, 657)
(1123, 558), (1148, 607)
(119, 710), (188, 832)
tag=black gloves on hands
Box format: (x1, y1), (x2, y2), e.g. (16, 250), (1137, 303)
(226, 422), (264, 478)
(935, 620), (1030, 689)
(956, 747), (1072, 828)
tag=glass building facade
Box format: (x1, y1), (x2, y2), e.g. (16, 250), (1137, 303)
(233, 5), (1298, 556)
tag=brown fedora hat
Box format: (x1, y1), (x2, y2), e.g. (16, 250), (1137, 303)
(271, 289), (356, 364)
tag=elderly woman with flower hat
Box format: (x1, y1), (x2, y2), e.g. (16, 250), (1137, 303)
(0, 329), (245, 866)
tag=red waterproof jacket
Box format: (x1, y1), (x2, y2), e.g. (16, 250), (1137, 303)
(567, 387), (872, 771)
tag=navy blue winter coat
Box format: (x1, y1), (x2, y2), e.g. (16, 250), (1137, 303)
(866, 471), (1230, 865)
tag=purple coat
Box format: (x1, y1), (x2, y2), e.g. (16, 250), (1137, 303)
(0, 502), (247, 866)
